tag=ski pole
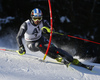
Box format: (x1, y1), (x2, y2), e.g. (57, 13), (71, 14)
(53, 32), (64, 35)
(0, 48), (17, 52)
(53, 31), (100, 45)
(42, 26), (100, 45)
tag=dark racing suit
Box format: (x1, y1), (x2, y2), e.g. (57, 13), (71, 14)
(16, 19), (73, 62)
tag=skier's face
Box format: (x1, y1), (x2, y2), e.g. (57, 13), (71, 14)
(33, 20), (41, 25)
(32, 17), (42, 25)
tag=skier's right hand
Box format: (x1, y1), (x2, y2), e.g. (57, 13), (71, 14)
(18, 46), (26, 55)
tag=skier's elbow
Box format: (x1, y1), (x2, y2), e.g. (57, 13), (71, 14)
(16, 35), (22, 41)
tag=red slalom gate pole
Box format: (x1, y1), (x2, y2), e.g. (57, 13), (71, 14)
(43, 0), (53, 60)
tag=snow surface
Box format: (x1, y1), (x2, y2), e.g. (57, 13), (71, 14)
(0, 47), (100, 80)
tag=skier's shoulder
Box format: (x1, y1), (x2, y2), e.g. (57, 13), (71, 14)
(42, 19), (50, 28)
(25, 19), (30, 23)
(20, 19), (29, 30)
(42, 19), (49, 24)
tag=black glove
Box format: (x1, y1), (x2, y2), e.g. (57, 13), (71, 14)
(18, 46), (26, 55)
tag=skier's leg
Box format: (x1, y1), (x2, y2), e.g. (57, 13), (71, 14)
(26, 39), (80, 66)
(37, 43), (59, 59)
(26, 36), (72, 65)
(26, 36), (59, 59)
(36, 37), (73, 63)
(26, 40), (59, 59)
(37, 43), (71, 66)
(26, 41), (39, 52)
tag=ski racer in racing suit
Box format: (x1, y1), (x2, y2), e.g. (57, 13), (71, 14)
(16, 8), (93, 69)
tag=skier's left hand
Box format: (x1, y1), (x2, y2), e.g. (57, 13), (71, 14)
(41, 26), (51, 33)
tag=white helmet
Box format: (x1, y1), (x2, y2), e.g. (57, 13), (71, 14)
(31, 8), (42, 21)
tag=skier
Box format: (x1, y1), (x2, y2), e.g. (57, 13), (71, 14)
(16, 8), (93, 70)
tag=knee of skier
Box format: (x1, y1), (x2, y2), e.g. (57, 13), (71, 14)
(56, 48), (73, 62)
(27, 43), (39, 52)
(55, 55), (63, 62)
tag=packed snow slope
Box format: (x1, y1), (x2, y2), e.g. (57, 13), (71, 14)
(0, 47), (100, 80)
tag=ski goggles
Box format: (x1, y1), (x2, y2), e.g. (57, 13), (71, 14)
(32, 17), (42, 21)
